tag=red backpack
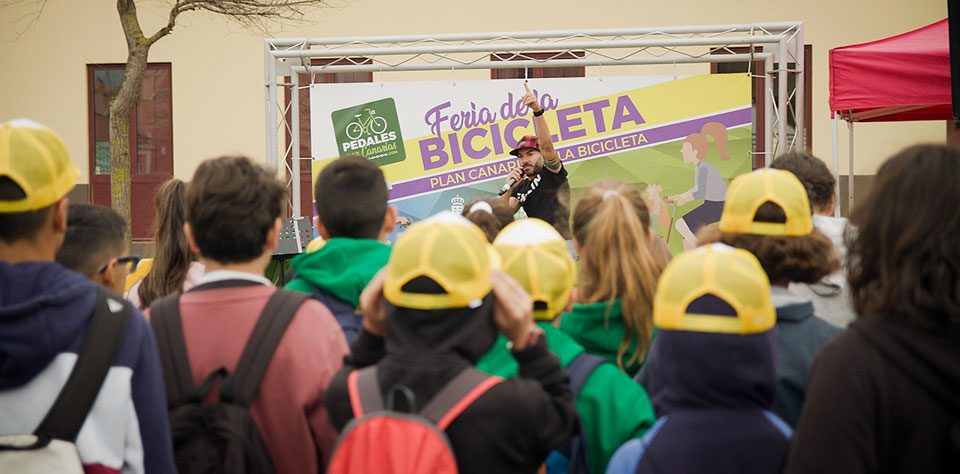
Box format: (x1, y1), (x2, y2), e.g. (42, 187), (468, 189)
(327, 366), (501, 474)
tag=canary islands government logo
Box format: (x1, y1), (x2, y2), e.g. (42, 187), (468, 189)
(332, 98), (406, 166)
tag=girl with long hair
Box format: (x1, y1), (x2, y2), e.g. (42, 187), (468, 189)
(560, 180), (661, 376)
(786, 145), (960, 473)
(667, 121), (730, 250)
(125, 178), (204, 309)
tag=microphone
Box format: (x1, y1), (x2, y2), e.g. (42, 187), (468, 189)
(498, 177), (517, 196)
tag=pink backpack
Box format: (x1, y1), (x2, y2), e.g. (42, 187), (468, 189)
(327, 366), (501, 474)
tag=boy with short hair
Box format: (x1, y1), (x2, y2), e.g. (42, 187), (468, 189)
(476, 218), (656, 474)
(285, 155), (396, 342)
(0, 119), (176, 474)
(771, 151), (855, 327)
(148, 155), (349, 474)
(56, 203), (138, 294)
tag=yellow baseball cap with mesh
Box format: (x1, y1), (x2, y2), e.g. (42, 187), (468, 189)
(0, 119), (79, 212)
(384, 212), (500, 310)
(493, 218), (576, 321)
(718, 168), (813, 236)
(654, 243), (775, 335)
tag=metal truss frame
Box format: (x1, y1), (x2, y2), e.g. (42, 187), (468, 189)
(264, 23), (805, 216)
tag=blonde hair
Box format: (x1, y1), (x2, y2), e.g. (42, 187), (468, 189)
(684, 122), (730, 161)
(572, 180), (660, 372)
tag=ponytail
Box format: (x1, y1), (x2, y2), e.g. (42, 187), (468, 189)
(572, 181), (661, 372)
(684, 121), (730, 161)
(138, 178), (194, 309)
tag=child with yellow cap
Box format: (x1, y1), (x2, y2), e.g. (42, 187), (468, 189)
(476, 218), (656, 474)
(0, 119), (176, 473)
(323, 212), (579, 474)
(695, 168), (840, 427)
(606, 243), (792, 474)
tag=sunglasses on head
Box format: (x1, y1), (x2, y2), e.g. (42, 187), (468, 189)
(98, 255), (141, 274)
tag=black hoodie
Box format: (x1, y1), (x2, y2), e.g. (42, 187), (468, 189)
(324, 294), (579, 474)
(786, 316), (960, 474)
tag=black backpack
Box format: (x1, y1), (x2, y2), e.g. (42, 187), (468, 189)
(0, 287), (131, 473)
(150, 284), (309, 474)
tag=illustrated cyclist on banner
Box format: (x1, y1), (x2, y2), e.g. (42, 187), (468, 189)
(499, 82), (572, 241)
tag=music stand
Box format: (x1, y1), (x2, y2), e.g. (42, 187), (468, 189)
(271, 217), (313, 285)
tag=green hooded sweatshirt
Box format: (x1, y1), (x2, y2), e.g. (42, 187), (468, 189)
(284, 238), (391, 307)
(476, 322), (656, 474)
(560, 299), (653, 378)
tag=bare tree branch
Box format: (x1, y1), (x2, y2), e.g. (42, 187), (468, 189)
(8, 0), (335, 248)
(143, 0), (330, 43)
(0, 0), (49, 42)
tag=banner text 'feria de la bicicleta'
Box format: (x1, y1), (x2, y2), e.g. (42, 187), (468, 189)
(311, 74), (752, 252)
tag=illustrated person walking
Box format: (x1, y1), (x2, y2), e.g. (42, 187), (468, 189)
(500, 82), (572, 240)
(667, 122), (730, 250)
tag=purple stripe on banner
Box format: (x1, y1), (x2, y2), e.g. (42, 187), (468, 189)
(389, 107), (750, 201)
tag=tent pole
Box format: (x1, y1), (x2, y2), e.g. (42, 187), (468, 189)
(832, 111), (841, 217)
(778, 37), (789, 154)
(795, 24), (805, 151)
(764, 55), (774, 167)
(848, 115), (854, 214)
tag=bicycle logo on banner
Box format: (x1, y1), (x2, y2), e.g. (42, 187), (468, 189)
(345, 108), (389, 140)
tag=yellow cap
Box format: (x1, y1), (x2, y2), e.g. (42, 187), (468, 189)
(654, 243), (775, 335)
(0, 119), (79, 212)
(384, 212), (500, 310)
(718, 168), (813, 236)
(493, 219), (576, 320)
(305, 237), (326, 253)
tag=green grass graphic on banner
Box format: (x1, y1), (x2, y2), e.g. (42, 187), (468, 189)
(565, 125), (752, 254)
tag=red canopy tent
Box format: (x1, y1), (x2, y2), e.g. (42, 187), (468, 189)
(828, 19), (952, 211)
(830, 19), (952, 122)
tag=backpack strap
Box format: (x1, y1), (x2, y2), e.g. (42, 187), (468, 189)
(561, 352), (607, 474)
(347, 366), (386, 417)
(419, 367), (502, 430)
(34, 287), (131, 441)
(567, 352), (606, 397)
(150, 293), (196, 406)
(219, 290), (310, 407)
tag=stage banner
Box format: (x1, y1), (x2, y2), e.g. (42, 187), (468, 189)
(310, 74), (752, 253)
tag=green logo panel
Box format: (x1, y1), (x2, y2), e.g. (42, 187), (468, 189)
(331, 98), (406, 166)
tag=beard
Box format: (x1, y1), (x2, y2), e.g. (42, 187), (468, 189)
(523, 161), (541, 177)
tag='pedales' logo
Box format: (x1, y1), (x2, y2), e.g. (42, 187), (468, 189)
(332, 98), (406, 166)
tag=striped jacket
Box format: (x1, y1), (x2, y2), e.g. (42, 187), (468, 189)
(0, 261), (176, 474)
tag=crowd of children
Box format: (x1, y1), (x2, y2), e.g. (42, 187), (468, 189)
(1, 111), (958, 474)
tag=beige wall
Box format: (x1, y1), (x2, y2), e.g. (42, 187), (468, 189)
(0, 0), (947, 185)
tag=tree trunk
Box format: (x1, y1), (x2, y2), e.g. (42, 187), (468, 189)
(110, 0), (150, 246)
(108, 48), (147, 234)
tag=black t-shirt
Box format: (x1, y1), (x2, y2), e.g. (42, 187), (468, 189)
(512, 164), (571, 239)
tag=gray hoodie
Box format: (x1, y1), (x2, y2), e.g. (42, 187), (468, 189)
(789, 214), (857, 327)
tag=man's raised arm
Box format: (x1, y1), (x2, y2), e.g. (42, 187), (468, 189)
(522, 82), (562, 173)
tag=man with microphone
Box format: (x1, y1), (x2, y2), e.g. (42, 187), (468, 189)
(499, 82), (571, 239)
